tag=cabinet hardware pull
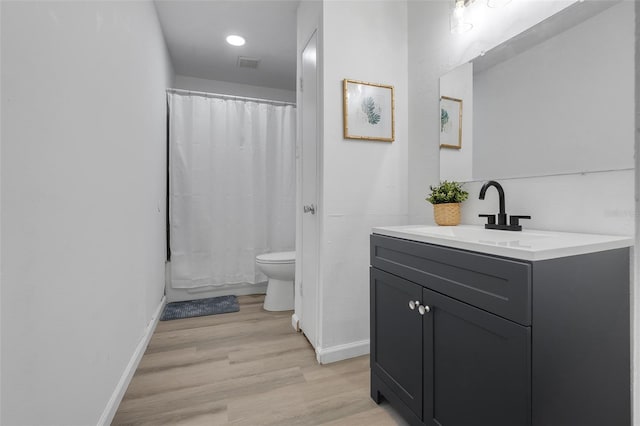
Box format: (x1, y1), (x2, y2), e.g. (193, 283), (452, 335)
(408, 300), (419, 310)
(418, 305), (431, 315)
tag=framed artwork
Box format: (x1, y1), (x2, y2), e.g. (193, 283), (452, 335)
(343, 79), (395, 142)
(440, 96), (463, 149)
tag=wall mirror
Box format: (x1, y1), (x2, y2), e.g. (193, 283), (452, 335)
(439, 0), (634, 182)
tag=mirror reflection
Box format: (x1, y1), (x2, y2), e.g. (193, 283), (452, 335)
(439, 1), (634, 182)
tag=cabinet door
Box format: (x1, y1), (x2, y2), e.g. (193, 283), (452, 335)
(370, 268), (423, 420)
(423, 288), (531, 426)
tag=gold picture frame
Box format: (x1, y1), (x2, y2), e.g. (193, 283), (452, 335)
(343, 79), (395, 142)
(440, 96), (463, 149)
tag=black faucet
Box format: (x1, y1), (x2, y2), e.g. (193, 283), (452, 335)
(479, 180), (507, 225)
(478, 180), (531, 231)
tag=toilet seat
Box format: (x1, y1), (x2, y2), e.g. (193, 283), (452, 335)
(256, 251), (295, 264)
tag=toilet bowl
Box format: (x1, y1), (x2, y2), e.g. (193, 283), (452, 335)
(256, 251), (295, 311)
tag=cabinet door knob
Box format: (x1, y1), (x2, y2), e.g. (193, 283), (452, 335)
(418, 305), (431, 315)
(408, 300), (419, 310)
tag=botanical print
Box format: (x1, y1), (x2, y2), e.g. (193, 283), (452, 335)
(343, 79), (394, 142)
(441, 107), (450, 132)
(361, 96), (381, 125)
(440, 96), (462, 149)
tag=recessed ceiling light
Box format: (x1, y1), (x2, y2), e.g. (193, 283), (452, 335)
(226, 35), (246, 47)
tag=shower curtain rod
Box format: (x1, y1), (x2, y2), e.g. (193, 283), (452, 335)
(166, 88), (296, 107)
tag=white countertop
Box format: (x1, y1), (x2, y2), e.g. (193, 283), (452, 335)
(372, 225), (633, 261)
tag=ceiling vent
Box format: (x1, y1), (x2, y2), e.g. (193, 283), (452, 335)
(237, 56), (260, 69)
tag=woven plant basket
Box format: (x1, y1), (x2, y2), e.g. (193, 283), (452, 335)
(433, 203), (461, 226)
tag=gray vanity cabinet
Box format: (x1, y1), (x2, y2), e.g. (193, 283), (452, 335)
(370, 233), (630, 426)
(371, 259), (530, 426)
(370, 268), (423, 421)
(422, 287), (530, 426)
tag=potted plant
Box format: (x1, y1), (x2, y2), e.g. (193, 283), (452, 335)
(426, 180), (469, 226)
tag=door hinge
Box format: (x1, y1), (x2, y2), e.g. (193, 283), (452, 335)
(300, 77), (303, 91)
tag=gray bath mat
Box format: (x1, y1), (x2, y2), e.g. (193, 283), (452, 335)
(160, 295), (239, 321)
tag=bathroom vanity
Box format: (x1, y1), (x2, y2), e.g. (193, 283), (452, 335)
(370, 225), (632, 426)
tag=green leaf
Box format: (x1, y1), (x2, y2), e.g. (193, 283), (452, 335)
(425, 180), (469, 204)
(441, 108), (449, 132)
(361, 96), (381, 125)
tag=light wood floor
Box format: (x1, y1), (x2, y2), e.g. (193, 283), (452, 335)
(112, 294), (405, 425)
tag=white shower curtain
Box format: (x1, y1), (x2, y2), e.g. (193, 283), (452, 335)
(168, 92), (296, 289)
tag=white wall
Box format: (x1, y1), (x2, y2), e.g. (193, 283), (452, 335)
(1, 1), (173, 424)
(408, 0), (636, 421)
(174, 74), (295, 103)
(317, 0), (409, 358)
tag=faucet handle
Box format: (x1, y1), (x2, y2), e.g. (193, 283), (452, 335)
(509, 215), (531, 227)
(479, 214), (496, 225)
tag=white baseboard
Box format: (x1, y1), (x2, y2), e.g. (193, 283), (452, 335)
(291, 313), (300, 332)
(97, 295), (166, 426)
(315, 339), (370, 364)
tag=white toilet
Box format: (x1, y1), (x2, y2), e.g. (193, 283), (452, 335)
(255, 251), (295, 311)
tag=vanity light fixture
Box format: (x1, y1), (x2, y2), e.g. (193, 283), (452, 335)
(226, 35), (246, 47)
(450, 0), (474, 34)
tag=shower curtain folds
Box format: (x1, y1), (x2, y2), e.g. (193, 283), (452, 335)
(168, 91), (296, 289)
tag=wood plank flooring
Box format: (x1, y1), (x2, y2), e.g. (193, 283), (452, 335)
(112, 294), (406, 425)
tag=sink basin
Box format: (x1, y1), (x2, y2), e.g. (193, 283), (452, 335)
(372, 225), (633, 261)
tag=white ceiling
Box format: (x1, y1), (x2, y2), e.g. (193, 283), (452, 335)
(154, 0), (298, 91)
